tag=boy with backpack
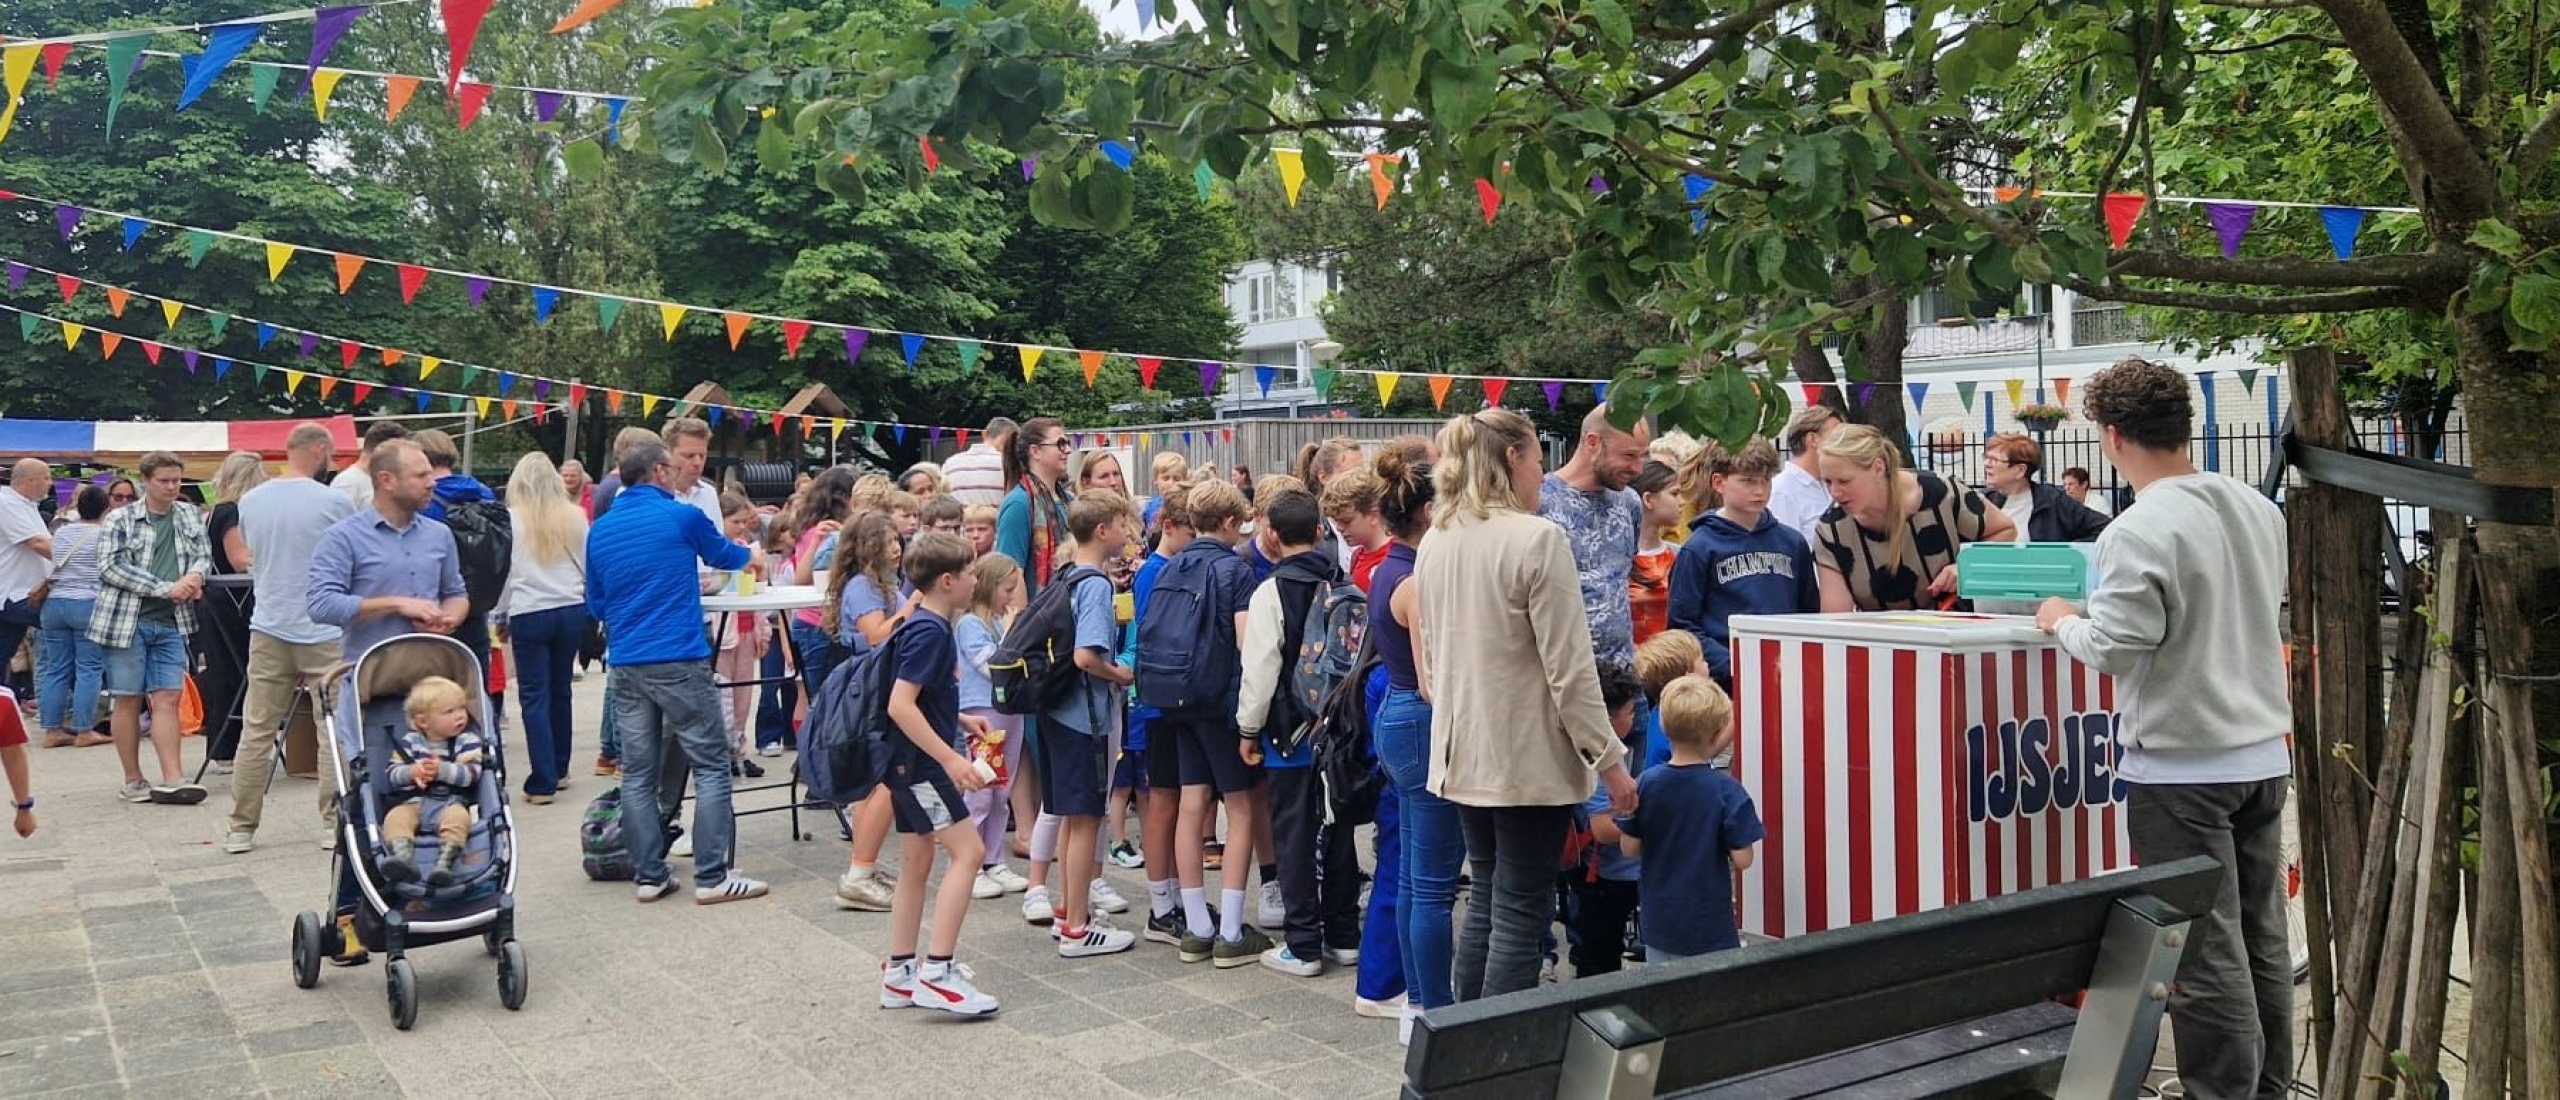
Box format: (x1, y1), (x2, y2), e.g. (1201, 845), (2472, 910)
(1126, 485), (1190, 925)
(1236, 489), (1363, 977)
(1131, 479), (1269, 963)
(1037, 491), (1137, 958)
(877, 532), (1001, 1015)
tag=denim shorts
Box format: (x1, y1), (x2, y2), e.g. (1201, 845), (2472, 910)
(106, 620), (190, 697)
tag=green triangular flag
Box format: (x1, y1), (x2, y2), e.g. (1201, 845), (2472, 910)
(103, 36), (145, 142)
(450, 393), (468, 412)
(595, 297), (625, 333)
(1312, 369), (1337, 400)
(186, 230), (214, 268)
(206, 313), (230, 341)
(18, 314), (38, 343)
(1955, 381), (1978, 411)
(956, 340), (982, 373)
(251, 363), (268, 384)
(2236, 368), (2260, 395)
(1194, 161), (1215, 200)
(460, 365), (480, 387)
(249, 63), (282, 115)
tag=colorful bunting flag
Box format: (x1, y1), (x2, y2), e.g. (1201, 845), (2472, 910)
(249, 63), (283, 114)
(1136, 356), (1162, 389)
(103, 287), (128, 317)
(1474, 178), (1502, 224)
(385, 76), (421, 122)
(2053, 378), (2073, 406)
(350, 381), (372, 404)
(782, 320), (809, 356)
(1907, 381), (1930, 413)
(265, 243), (295, 282)
(2101, 192), (2147, 250)
(550, 0), (635, 33)
(595, 297), (626, 332)
(16, 314), (36, 343)
(1427, 375), (1454, 410)
(1254, 365), (1278, 397)
(1482, 378), (1509, 407)
(319, 377), (339, 400)
(2205, 202), (2256, 259)
(333, 252), (365, 293)
(1274, 149), (1307, 206)
(340, 340), (359, 369)
(1365, 154), (1399, 209)
(605, 389), (625, 413)
(900, 334), (925, 369)
(842, 328), (868, 365)
(382, 348), (404, 368)
(312, 68), (348, 121)
(454, 81), (494, 129)
(60, 322), (83, 350)
(141, 340), (163, 366)
(1956, 381), (1977, 411)
(207, 313), (228, 340)
(1099, 140), (1135, 170)
(723, 311), (752, 349)
(37, 43), (71, 88)
(185, 229), (213, 267)
(2, 263), (20, 293)
(533, 91), (567, 123)
(257, 322), (279, 349)
(464, 277), (491, 307)
(1375, 372), (1402, 405)
(919, 136), (941, 172)
(54, 205), (80, 241)
(176, 23), (263, 111)
(441, 0), (497, 93)
(1079, 350), (1103, 387)
(1312, 369), (1336, 400)
(1193, 161), (1215, 200)
(1683, 174), (1715, 233)
(2003, 378), (2026, 410)
(99, 332), (123, 360)
(304, 7), (367, 87)
(103, 37), (146, 141)
(659, 303), (687, 341)
(2236, 368), (2260, 395)
(421, 355), (441, 379)
(1136, 0), (1157, 30)
(53, 275), (76, 304)
(603, 97), (627, 144)
(956, 341), (983, 374)
(283, 369), (306, 394)
(119, 218), (147, 251)
(1542, 381), (1564, 411)
(298, 333), (320, 360)
(1800, 383), (1825, 408)
(161, 299), (184, 329)
(2320, 206), (2367, 260)
(1018, 345), (1044, 381)
(1198, 361), (1222, 394)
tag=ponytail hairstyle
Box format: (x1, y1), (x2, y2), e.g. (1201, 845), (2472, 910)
(1432, 408), (1538, 527)
(1003, 416), (1065, 492)
(967, 552), (1024, 631)
(1820, 423), (1908, 566)
(1293, 435), (1363, 493)
(822, 512), (903, 638)
(1373, 440), (1437, 542)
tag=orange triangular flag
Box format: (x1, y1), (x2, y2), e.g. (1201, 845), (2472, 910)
(104, 286), (129, 317)
(503, 399), (518, 420)
(723, 311), (752, 349)
(382, 348), (405, 369)
(99, 332), (124, 360)
(1079, 350), (1104, 387)
(1365, 153), (1400, 209)
(384, 76), (420, 123)
(1427, 375), (1453, 410)
(1993, 186), (2026, 203)
(549, 0), (633, 33)
(318, 376), (338, 400)
(334, 252), (366, 293)
(2054, 378), (2072, 407)
(604, 389), (626, 413)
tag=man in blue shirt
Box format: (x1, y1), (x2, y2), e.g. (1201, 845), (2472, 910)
(585, 439), (763, 906)
(306, 440), (469, 665)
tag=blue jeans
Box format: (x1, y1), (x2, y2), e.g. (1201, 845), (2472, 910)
(755, 631), (796, 750)
(787, 621), (836, 694)
(37, 597), (103, 732)
(510, 605), (587, 796)
(611, 661), (736, 889)
(1357, 782), (1407, 1002)
(1374, 687), (1462, 1010)
(105, 620), (189, 697)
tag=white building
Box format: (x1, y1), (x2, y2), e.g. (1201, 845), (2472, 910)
(1213, 258), (1343, 418)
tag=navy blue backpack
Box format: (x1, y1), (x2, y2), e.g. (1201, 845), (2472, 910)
(1133, 543), (1243, 713)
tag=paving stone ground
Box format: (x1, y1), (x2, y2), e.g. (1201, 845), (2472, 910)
(0, 683), (1411, 1098)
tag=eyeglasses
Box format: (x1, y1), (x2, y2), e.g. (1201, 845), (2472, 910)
(1035, 439), (1073, 452)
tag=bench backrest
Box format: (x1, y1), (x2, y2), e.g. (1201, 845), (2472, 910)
(1403, 856), (2221, 1097)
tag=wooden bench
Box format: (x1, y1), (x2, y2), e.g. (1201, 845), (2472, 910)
(1403, 856), (2221, 1098)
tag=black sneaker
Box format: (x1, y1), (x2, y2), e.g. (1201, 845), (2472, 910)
(1212, 926), (1275, 969)
(739, 758), (766, 779)
(1178, 930), (1216, 964)
(1145, 909), (1185, 946)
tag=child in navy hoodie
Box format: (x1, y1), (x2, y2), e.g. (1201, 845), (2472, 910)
(1667, 440), (1821, 690)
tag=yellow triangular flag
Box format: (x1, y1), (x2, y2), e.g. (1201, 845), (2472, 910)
(160, 298), (185, 329)
(659, 303), (687, 341)
(1018, 345), (1045, 381)
(265, 241), (294, 282)
(0, 45), (37, 146)
(1375, 372), (1401, 404)
(283, 370), (306, 394)
(420, 355), (441, 380)
(1427, 374), (1453, 410)
(641, 394), (661, 417)
(60, 322), (83, 350)
(830, 419), (848, 439)
(1079, 350), (1104, 388)
(2003, 378), (2026, 410)
(1275, 148), (1307, 206)
(476, 396), (494, 419)
(311, 68), (346, 121)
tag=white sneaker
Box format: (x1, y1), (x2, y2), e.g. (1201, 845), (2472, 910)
(1021, 888), (1055, 926)
(1325, 945), (1361, 967)
(695, 874), (770, 905)
(1056, 922), (1136, 958)
(670, 832), (693, 859)
(757, 743), (785, 758)
(208, 760), (235, 776)
(1354, 992), (1406, 1019)
(1260, 945), (1323, 977)
(1400, 1003), (1420, 1046)
(1259, 882), (1286, 928)
(220, 830), (254, 855)
(984, 864), (1031, 894)
(972, 867), (1007, 900)
(1089, 878), (1131, 915)
(635, 878), (680, 904)
(912, 960), (1000, 1015)
(880, 958), (917, 1009)
(836, 869), (894, 912)
(118, 780), (152, 803)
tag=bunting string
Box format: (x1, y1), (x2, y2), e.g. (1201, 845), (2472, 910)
(0, 3), (413, 48)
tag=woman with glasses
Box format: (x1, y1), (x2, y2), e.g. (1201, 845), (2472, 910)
(1812, 425), (2016, 612)
(104, 478), (138, 510)
(996, 418), (1075, 596)
(1978, 433), (2110, 545)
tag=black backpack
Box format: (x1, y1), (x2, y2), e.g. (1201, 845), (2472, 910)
(580, 787), (634, 881)
(987, 565), (1108, 715)
(1307, 635), (1386, 827)
(799, 621), (913, 806)
(440, 498), (514, 619)
(1133, 544), (1243, 713)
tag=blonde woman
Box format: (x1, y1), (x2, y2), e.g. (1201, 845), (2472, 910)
(198, 452), (267, 771)
(1415, 408), (1634, 1001)
(503, 452), (590, 803)
(1812, 424), (2014, 612)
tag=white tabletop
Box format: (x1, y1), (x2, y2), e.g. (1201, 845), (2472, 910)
(700, 584), (827, 613)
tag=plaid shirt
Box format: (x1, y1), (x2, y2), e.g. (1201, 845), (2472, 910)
(87, 500), (213, 649)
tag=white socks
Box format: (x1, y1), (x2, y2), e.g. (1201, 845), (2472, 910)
(1147, 879), (1176, 918)
(1220, 888), (1246, 941)
(1182, 887), (1212, 938)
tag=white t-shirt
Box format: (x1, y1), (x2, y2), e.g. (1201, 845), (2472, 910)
(1999, 491), (2034, 543)
(1768, 461), (1832, 543)
(504, 512), (589, 618)
(330, 464), (372, 508)
(0, 490), (49, 603)
(943, 444), (1007, 508)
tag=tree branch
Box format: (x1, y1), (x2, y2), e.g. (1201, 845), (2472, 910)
(2517, 96), (2560, 188)
(1634, 0), (1791, 43)
(2193, 32), (2345, 55)
(2107, 248), (2466, 290)
(1870, 101), (2030, 248)
(2067, 277), (2419, 314)
(1618, 0), (1788, 108)
(2312, 0), (2501, 218)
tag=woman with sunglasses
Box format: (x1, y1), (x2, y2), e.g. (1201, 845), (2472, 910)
(104, 479), (138, 510)
(995, 418), (1075, 597)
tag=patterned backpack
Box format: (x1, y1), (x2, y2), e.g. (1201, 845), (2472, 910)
(1283, 576), (1367, 740)
(580, 787), (634, 882)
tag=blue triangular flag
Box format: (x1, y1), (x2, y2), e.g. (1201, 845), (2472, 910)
(1907, 381), (1930, 412)
(1255, 366), (1278, 397)
(899, 333), (925, 368)
(706, 406), (723, 426)
(1683, 174), (1715, 233)
(213, 356), (232, 380)
(1099, 140), (1135, 170)
(498, 373), (516, 396)
(531, 287), (558, 323)
(604, 98), (629, 144)
(416, 390), (433, 412)
(256, 323), (278, 349)
(119, 218), (147, 251)
(1137, 0), (1157, 28)
(893, 424), (908, 444)
(1594, 382), (1609, 403)
(176, 24), (263, 111)
(2319, 206), (2367, 260)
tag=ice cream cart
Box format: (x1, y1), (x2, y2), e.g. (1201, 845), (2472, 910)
(1724, 609), (2132, 940)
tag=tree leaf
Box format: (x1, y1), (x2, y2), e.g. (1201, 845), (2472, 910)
(755, 118), (793, 175)
(2507, 272), (2560, 335)
(690, 116), (731, 175)
(1586, 0), (1633, 51)
(561, 138), (605, 179)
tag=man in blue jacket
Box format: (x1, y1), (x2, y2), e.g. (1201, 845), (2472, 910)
(1667, 440), (1821, 690)
(587, 439), (766, 906)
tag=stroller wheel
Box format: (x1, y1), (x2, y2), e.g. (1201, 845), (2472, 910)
(483, 926), (504, 957)
(290, 912), (324, 989)
(498, 941), (529, 1011)
(386, 958), (418, 1030)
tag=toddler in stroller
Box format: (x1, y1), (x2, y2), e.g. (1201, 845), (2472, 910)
(381, 676), (486, 887)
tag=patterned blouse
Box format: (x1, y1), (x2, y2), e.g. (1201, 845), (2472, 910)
(1814, 472), (1993, 611)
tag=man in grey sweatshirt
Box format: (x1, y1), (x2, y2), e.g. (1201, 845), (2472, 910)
(2035, 357), (2293, 1100)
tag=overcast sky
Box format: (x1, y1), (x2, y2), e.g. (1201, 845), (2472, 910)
(1082, 0), (1199, 40)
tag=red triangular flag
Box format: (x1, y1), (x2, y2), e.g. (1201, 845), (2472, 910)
(1801, 383), (1826, 408)
(140, 341), (164, 366)
(782, 320), (810, 357)
(954, 428), (969, 449)
(723, 312), (752, 350)
(568, 382), (587, 407)
(351, 382), (375, 405)
(454, 81), (494, 129)
(919, 136), (940, 172)
(1136, 356), (1162, 389)
(396, 263), (429, 304)
(39, 43), (73, 87)
(535, 404), (549, 425)
(340, 340), (360, 369)
(2102, 192), (2148, 250)
(55, 274), (78, 303)
(771, 410), (789, 435)
(1481, 378), (1509, 408)
(1474, 177), (1502, 223)
(440, 0), (497, 93)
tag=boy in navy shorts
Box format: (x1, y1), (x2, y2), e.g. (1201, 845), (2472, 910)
(1617, 674), (1764, 962)
(1042, 491), (1138, 958)
(878, 532), (1000, 1015)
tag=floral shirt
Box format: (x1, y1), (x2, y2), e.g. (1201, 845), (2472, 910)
(1539, 473), (1645, 667)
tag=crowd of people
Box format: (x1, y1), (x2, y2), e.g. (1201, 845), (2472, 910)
(0, 356), (2295, 1094)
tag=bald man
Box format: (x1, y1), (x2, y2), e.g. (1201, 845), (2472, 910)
(0, 458), (56, 696)
(1538, 406), (1653, 667)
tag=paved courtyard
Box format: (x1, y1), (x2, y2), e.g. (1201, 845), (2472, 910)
(0, 685), (1412, 1099)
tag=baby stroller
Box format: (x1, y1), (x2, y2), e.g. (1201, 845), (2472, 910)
(289, 634), (525, 1029)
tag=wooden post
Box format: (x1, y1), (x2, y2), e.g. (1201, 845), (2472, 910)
(2480, 548), (2560, 1097)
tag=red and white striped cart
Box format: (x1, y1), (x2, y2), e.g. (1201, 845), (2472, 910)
(1725, 611), (2132, 941)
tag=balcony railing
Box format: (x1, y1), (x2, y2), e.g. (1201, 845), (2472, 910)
(2072, 305), (2152, 347)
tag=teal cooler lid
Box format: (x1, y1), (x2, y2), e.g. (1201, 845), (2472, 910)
(1957, 542), (2096, 603)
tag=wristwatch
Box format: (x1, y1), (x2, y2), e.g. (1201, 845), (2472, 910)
(11, 797), (31, 811)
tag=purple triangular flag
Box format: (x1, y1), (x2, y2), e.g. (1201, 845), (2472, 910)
(930, 426), (944, 446)
(298, 332), (320, 359)
(1589, 174), (1610, 194)
(1020, 155), (1038, 182)
(301, 7), (367, 91)
(181, 348), (201, 374)
(2204, 202), (2256, 259)
(4, 263), (23, 292)
(1542, 381), (1565, 411)
(844, 328), (869, 364)
(1854, 382), (1875, 407)
(466, 277), (491, 307)
(1255, 365), (1277, 397)
(54, 205), (81, 241)
(534, 379), (550, 400)
(2320, 206), (2367, 260)
(1198, 361), (1222, 394)
(533, 91), (567, 123)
